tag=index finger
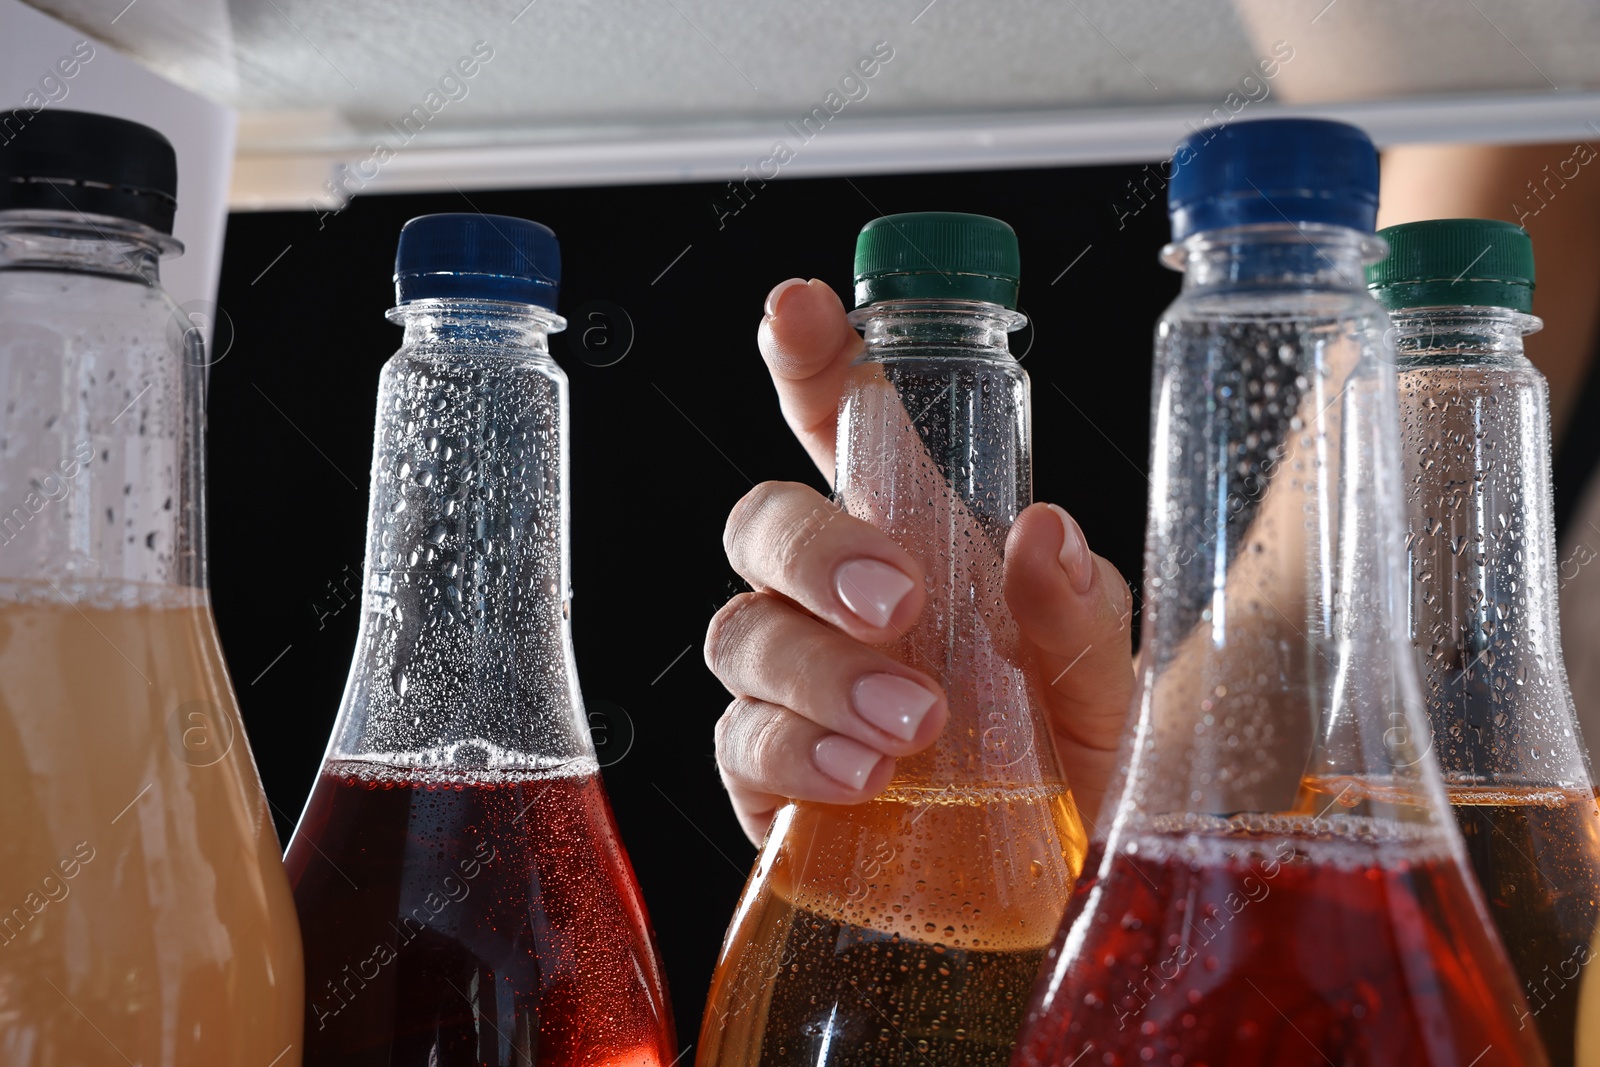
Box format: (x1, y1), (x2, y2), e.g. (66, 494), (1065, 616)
(758, 278), (862, 483)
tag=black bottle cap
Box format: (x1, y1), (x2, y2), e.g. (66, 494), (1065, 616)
(0, 110), (178, 233)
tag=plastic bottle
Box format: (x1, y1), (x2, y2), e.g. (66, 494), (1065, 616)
(1369, 218), (1600, 1067)
(0, 110), (303, 1064)
(698, 212), (1086, 1067)
(283, 213), (675, 1066)
(1013, 120), (1548, 1067)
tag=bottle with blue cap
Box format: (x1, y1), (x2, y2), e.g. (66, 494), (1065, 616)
(283, 213), (676, 1066)
(699, 213), (1086, 1066)
(1373, 219), (1600, 1067)
(1015, 121), (1547, 1065)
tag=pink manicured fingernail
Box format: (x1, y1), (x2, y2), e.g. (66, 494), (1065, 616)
(853, 673), (938, 742)
(814, 735), (882, 790)
(834, 559), (916, 628)
(1049, 504), (1094, 594)
(764, 277), (808, 318)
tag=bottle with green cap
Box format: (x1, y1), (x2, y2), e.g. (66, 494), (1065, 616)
(697, 213), (1086, 1067)
(1372, 217), (1600, 1067)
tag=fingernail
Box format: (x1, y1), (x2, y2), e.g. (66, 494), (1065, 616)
(814, 735), (883, 790)
(764, 277), (808, 318)
(853, 673), (938, 742)
(834, 559), (916, 628)
(1049, 504), (1094, 594)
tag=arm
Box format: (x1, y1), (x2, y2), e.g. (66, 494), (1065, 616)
(1378, 142), (1600, 446)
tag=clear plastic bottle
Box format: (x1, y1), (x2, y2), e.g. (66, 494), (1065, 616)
(1014, 120), (1548, 1067)
(698, 213), (1086, 1067)
(282, 213), (675, 1067)
(0, 111), (303, 1064)
(1370, 218), (1600, 1067)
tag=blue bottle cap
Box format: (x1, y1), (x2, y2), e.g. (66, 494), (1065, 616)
(393, 213), (560, 309)
(1167, 118), (1379, 241)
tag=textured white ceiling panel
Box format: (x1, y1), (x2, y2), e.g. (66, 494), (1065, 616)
(19, 0), (1600, 205)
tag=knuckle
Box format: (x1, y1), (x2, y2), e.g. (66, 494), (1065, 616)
(714, 698), (792, 793)
(712, 698), (745, 758)
(724, 481), (837, 582)
(704, 591), (768, 678)
(723, 481), (789, 565)
(745, 705), (796, 788)
(784, 629), (844, 711)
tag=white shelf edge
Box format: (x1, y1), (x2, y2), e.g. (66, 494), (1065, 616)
(231, 91), (1600, 210)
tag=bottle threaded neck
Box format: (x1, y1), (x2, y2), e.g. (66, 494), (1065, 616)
(848, 299), (1026, 359)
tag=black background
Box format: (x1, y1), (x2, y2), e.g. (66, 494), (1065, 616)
(209, 162), (1180, 1044)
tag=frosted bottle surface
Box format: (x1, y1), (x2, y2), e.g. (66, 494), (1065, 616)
(0, 112), (302, 1066)
(283, 213), (675, 1067)
(698, 214), (1086, 1067)
(1013, 120), (1548, 1067)
(1371, 218), (1600, 1067)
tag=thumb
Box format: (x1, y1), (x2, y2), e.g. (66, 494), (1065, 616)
(757, 278), (862, 483)
(1004, 502), (1135, 822)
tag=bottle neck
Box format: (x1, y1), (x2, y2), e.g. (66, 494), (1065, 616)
(1126, 223), (1424, 823)
(332, 298), (584, 773)
(1390, 304), (1589, 787)
(843, 297), (1030, 530)
(848, 298), (1027, 356)
(1389, 305), (1539, 364)
(836, 298), (1056, 790)
(0, 209), (202, 601)
(0, 210), (176, 286)
(1166, 223), (1384, 293)
(388, 299), (562, 352)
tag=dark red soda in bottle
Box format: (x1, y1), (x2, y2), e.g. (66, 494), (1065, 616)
(284, 214), (675, 1067)
(1012, 120), (1548, 1067)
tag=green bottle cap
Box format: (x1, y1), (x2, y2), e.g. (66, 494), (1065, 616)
(1366, 218), (1535, 313)
(853, 211), (1021, 309)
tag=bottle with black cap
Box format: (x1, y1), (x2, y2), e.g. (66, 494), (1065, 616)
(1015, 121), (1548, 1065)
(1371, 218), (1600, 1067)
(0, 111), (304, 1063)
(700, 213), (1086, 1066)
(283, 213), (676, 1066)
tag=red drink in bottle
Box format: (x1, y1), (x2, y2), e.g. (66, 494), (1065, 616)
(289, 763), (671, 1066)
(1018, 820), (1540, 1067)
(285, 214), (675, 1066)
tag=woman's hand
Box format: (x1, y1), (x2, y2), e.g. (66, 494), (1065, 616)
(707, 278), (1136, 844)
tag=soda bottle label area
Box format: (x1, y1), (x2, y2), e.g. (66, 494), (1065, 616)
(698, 214), (1085, 1066)
(283, 214), (675, 1066)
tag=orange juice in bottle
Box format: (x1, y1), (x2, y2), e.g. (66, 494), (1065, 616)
(0, 110), (302, 1065)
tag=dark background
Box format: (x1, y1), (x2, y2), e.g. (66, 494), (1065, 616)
(212, 160), (1520, 1044)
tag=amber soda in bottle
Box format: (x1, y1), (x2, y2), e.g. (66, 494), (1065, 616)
(0, 111), (303, 1064)
(1014, 120), (1548, 1067)
(283, 213), (675, 1066)
(698, 213), (1086, 1067)
(1369, 218), (1600, 1066)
